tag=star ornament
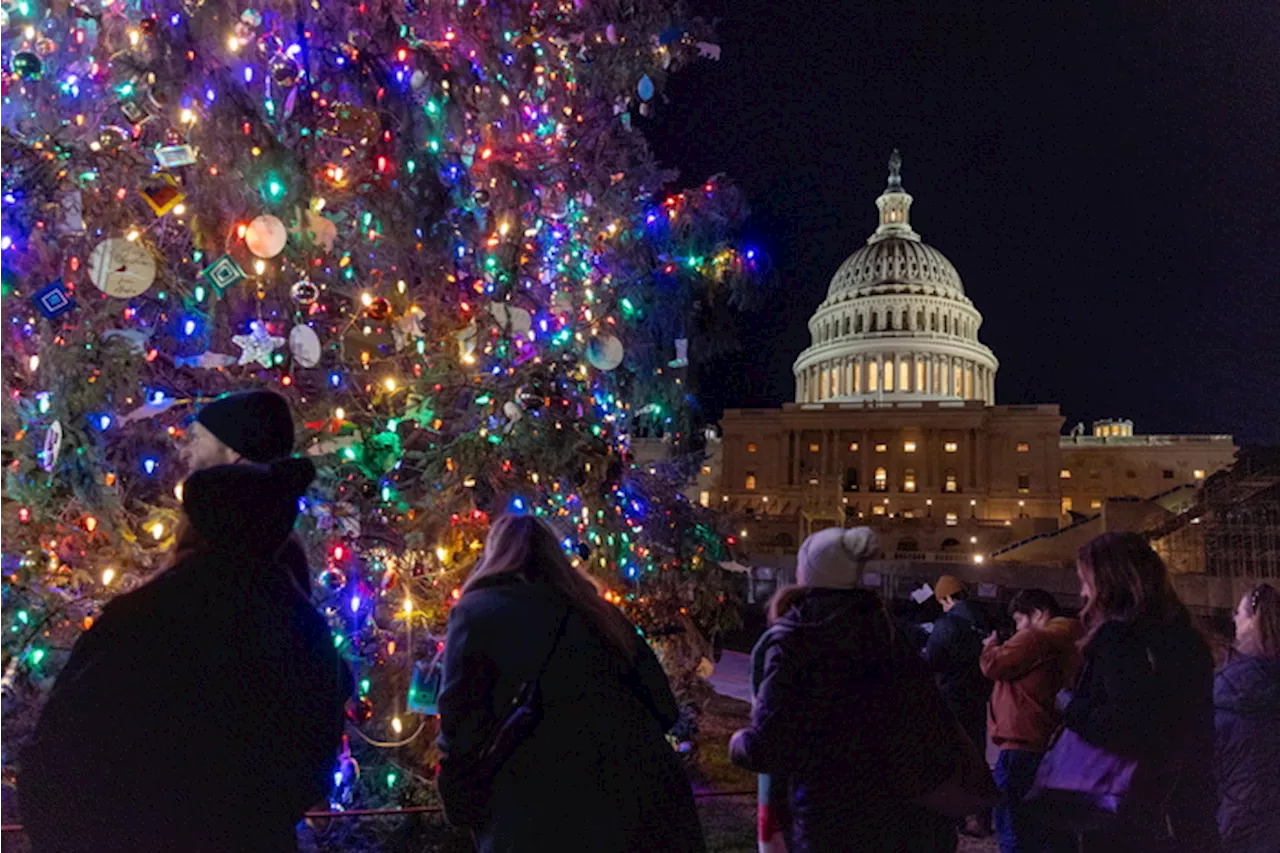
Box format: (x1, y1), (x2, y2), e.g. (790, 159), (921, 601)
(232, 322), (286, 367)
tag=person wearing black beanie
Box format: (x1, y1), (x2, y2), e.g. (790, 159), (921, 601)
(20, 455), (351, 853)
(181, 389), (296, 471)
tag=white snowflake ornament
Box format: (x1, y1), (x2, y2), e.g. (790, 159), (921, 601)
(232, 322), (286, 367)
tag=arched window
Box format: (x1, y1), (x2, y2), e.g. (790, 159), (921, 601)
(901, 310), (910, 330)
(943, 314), (950, 334)
(917, 310), (926, 330)
(931, 312), (938, 331)
(886, 312), (895, 331)
(870, 312), (879, 332)
(855, 314), (864, 333)
(944, 469), (959, 493)
(842, 315), (851, 335)
(873, 467), (888, 492)
(903, 468), (917, 492)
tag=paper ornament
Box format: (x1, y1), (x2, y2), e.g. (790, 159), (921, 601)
(289, 324), (322, 367)
(140, 174), (186, 216)
(155, 144), (198, 168)
(232, 322), (286, 367)
(88, 238), (156, 298)
(31, 279), (75, 319)
(101, 328), (154, 354)
(200, 254), (246, 294)
(392, 306), (426, 350)
(40, 421), (63, 472)
(668, 338), (689, 368)
(487, 302), (532, 336)
(119, 395), (181, 425)
(245, 214), (287, 258)
(56, 191), (85, 234)
(174, 351), (236, 369)
(586, 335), (624, 371)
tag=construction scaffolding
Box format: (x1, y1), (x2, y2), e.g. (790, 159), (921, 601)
(1149, 451), (1280, 580)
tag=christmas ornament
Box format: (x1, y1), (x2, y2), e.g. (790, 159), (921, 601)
(11, 52), (43, 80)
(346, 28), (371, 48)
(138, 16), (158, 35)
(40, 421), (63, 472)
(318, 567), (348, 591)
(487, 302), (532, 336)
(30, 279), (74, 319)
(289, 324), (322, 367)
(101, 327), (154, 354)
(290, 279), (320, 305)
(95, 126), (131, 153)
(410, 69), (429, 90)
(472, 189), (491, 205)
(502, 400), (524, 423)
(245, 214), (288, 258)
(232, 321), (285, 367)
(88, 238), (157, 298)
(346, 696), (375, 723)
(56, 190), (85, 234)
(668, 338), (689, 368)
(637, 75), (654, 101)
(456, 321), (478, 360)
(139, 174), (185, 216)
(269, 55), (301, 87)
(257, 33), (283, 56)
(34, 38), (58, 57)
(586, 334), (624, 370)
(295, 208), (337, 251)
(155, 144), (198, 168)
(517, 386), (545, 411)
(365, 296), (392, 321)
(200, 254), (246, 294)
(119, 396), (181, 425)
(173, 351), (236, 369)
(392, 306), (426, 350)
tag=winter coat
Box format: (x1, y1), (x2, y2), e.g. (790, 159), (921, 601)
(924, 598), (992, 743)
(729, 588), (960, 853)
(1063, 617), (1218, 850)
(20, 550), (349, 853)
(1213, 653), (1280, 853)
(434, 575), (704, 853)
(981, 616), (1083, 751)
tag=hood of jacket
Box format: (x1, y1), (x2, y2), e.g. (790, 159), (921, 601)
(774, 588), (896, 675)
(1215, 654), (1280, 716)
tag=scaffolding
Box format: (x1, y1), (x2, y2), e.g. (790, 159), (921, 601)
(1149, 452), (1280, 580)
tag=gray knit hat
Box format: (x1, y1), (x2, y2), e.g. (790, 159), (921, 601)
(796, 526), (881, 590)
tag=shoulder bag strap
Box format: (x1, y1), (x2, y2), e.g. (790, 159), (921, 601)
(534, 605), (573, 684)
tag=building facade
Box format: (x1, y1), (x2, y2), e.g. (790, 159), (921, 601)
(712, 154), (1236, 564)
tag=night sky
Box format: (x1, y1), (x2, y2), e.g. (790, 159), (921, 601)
(647, 1), (1280, 445)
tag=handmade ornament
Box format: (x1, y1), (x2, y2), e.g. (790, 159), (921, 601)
(30, 279), (74, 319)
(56, 190), (85, 234)
(232, 321), (285, 367)
(200, 254), (246, 294)
(155, 144), (198, 168)
(586, 334), (624, 371)
(245, 214), (287, 258)
(140, 174), (185, 215)
(290, 279), (320, 305)
(119, 395), (181, 424)
(40, 421), (63, 472)
(668, 338), (689, 368)
(392, 306), (426, 351)
(174, 351), (236, 369)
(289, 324), (322, 367)
(101, 327), (154, 354)
(95, 126), (131, 153)
(488, 302), (532, 335)
(503, 400), (524, 423)
(11, 51), (42, 80)
(317, 567), (348, 591)
(88, 238), (156, 298)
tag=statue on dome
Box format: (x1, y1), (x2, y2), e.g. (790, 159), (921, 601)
(887, 149), (904, 190)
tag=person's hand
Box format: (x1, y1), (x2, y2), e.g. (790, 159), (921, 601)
(983, 630), (999, 648)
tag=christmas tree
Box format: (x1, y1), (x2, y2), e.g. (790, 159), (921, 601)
(1, 0), (757, 846)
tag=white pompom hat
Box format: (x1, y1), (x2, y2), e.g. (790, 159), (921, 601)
(796, 526), (881, 590)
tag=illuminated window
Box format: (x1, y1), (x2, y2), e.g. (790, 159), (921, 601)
(809, 443), (820, 453)
(873, 467), (888, 492)
(901, 509), (915, 519)
(875, 443), (888, 453)
(944, 441), (958, 453)
(1193, 469), (1206, 480)
(745, 473), (757, 491)
(903, 441), (917, 453)
(1016, 442), (1030, 452)
(872, 504), (887, 516)
(944, 469), (958, 493)
(945, 512), (959, 527)
(1061, 496), (1073, 514)
(903, 469), (917, 493)
(899, 360), (910, 391)
(884, 360), (895, 392)
(1090, 498), (1103, 509)
(916, 360), (926, 391)
(848, 442), (859, 452)
(699, 491), (710, 507)
(1017, 473), (1031, 493)
(747, 443), (758, 453)
(1060, 469), (1072, 479)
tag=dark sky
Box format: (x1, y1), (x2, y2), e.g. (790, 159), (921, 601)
(648, 0), (1280, 445)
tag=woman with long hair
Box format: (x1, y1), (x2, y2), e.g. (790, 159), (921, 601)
(1060, 532), (1218, 851)
(435, 513), (704, 852)
(1213, 583), (1280, 852)
(20, 458), (349, 853)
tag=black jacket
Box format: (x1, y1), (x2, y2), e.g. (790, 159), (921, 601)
(435, 576), (704, 853)
(1063, 618), (1218, 850)
(20, 551), (349, 853)
(923, 598), (992, 732)
(729, 588), (959, 853)
(1213, 653), (1280, 853)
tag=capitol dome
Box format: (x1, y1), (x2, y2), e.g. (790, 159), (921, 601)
(794, 152), (999, 405)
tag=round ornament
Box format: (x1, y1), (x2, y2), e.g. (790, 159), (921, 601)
(346, 28), (371, 48)
(290, 279), (320, 305)
(365, 297), (392, 321)
(289, 324), (322, 367)
(346, 696), (375, 723)
(502, 400), (524, 423)
(269, 55), (301, 87)
(11, 51), (43, 80)
(88, 238), (156, 298)
(472, 189), (491, 205)
(637, 74), (655, 101)
(96, 126), (131, 153)
(410, 69), (429, 90)
(318, 567), (347, 591)
(586, 334), (624, 371)
(245, 214), (287, 258)
(487, 302), (532, 336)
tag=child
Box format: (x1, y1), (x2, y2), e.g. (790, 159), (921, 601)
(751, 584), (807, 853)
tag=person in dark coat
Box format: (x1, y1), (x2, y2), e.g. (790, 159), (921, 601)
(19, 457), (349, 853)
(1059, 532), (1218, 852)
(924, 574), (993, 837)
(729, 527), (959, 853)
(434, 514), (704, 853)
(1213, 583), (1280, 853)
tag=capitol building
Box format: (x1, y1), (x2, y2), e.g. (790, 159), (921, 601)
(703, 153), (1237, 565)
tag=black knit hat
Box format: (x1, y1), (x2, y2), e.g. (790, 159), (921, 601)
(183, 457), (315, 555)
(195, 390), (294, 463)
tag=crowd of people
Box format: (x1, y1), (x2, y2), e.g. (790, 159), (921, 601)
(14, 389), (1280, 853)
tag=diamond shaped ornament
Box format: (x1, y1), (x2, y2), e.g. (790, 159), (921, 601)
(31, 279), (75, 319)
(200, 254), (246, 294)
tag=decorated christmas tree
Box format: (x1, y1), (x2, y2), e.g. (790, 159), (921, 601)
(0, 0), (756, 845)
